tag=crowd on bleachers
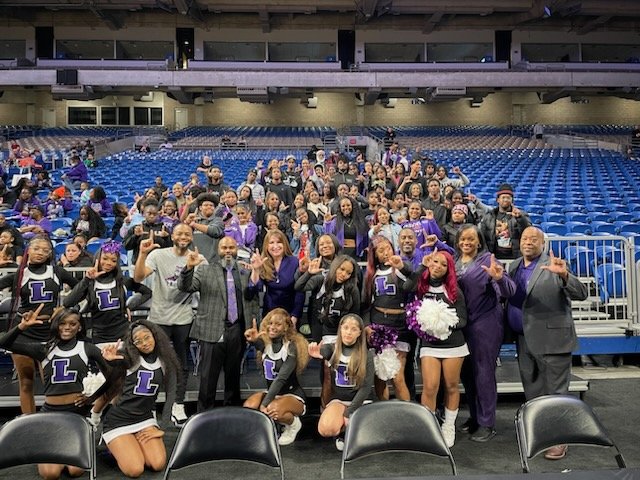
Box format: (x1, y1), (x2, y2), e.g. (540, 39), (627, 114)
(0, 128), (639, 478)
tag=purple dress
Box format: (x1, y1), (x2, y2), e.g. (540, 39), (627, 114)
(456, 251), (515, 428)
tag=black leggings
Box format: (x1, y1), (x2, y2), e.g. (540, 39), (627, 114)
(159, 323), (192, 403)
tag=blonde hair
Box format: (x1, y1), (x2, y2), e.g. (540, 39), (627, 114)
(258, 308), (309, 375)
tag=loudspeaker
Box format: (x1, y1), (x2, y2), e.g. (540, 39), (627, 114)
(338, 30), (355, 70)
(56, 69), (78, 85)
(495, 30), (512, 63)
(36, 26), (54, 59)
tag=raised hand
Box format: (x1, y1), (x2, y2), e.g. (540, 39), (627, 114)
(452, 166), (461, 174)
(298, 257), (309, 273)
(185, 246), (203, 269)
(421, 247), (438, 268)
(422, 209), (434, 220)
(308, 341), (323, 359)
(291, 220), (300, 234)
(386, 255), (404, 269)
(323, 212), (335, 223)
(511, 206), (522, 218)
(250, 249), (265, 271)
(308, 257), (322, 275)
(481, 254), (504, 281)
(139, 230), (160, 255)
(156, 224), (169, 237)
(421, 234), (438, 249)
(101, 339), (124, 361)
(86, 257), (107, 280)
(244, 318), (259, 343)
(134, 224), (144, 237)
(18, 303), (45, 330)
(540, 250), (569, 280)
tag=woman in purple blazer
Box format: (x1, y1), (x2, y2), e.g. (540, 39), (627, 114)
(454, 224), (515, 442)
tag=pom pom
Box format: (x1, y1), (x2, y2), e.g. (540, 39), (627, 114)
(82, 372), (106, 397)
(100, 240), (122, 255)
(369, 323), (398, 354)
(373, 346), (401, 381)
(406, 298), (459, 342)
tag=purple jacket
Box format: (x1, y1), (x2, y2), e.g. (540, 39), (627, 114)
(88, 199), (112, 217)
(323, 218), (368, 258)
(247, 255), (305, 319)
(400, 218), (443, 246)
(66, 162), (88, 182)
(401, 240), (453, 271)
(225, 222), (258, 251)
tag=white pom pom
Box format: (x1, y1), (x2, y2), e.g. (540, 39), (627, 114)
(373, 346), (401, 381)
(82, 372), (106, 397)
(416, 299), (459, 340)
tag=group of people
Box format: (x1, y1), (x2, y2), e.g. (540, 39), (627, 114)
(0, 143), (589, 478)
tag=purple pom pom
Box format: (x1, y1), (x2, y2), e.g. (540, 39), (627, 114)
(369, 324), (398, 354)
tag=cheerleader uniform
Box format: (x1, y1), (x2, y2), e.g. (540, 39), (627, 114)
(295, 271), (360, 344)
(0, 324), (106, 414)
(418, 281), (469, 359)
(0, 264), (78, 343)
(367, 263), (414, 351)
(320, 343), (374, 418)
(255, 338), (306, 412)
(64, 274), (152, 344)
(102, 355), (164, 444)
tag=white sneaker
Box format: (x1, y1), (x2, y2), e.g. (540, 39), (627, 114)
(171, 403), (188, 427)
(335, 436), (345, 452)
(441, 422), (455, 448)
(278, 416), (302, 446)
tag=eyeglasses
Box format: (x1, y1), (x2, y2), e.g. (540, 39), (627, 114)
(133, 334), (153, 346)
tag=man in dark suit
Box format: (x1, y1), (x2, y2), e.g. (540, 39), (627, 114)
(507, 226), (588, 460)
(178, 236), (259, 412)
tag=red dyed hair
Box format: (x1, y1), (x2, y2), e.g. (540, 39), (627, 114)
(417, 250), (458, 303)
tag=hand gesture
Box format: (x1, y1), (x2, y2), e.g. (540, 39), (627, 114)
(139, 230), (160, 255)
(467, 193), (477, 202)
(323, 212), (335, 223)
(278, 202), (287, 212)
(86, 257), (107, 280)
(185, 213), (196, 226)
(244, 318), (259, 343)
(511, 206), (522, 218)
(422, 234), (438, 248)
(185, 246), (203, 269)
(308, 257), (322, 275)
(386, 255), (404, 269)
(422, 209), (434, 220)
(421, 247), (438, 268)
(134, 224), (144, 237)
(250, 250), (265, 271)
(255, 198), (264, 207)
(308, 341), (323, 359)
(291, 220), (300, 234)
(452, 166), (461, 174)
(133, 192), (142, 202)
(155, 225), (169, 237)
(540, 250), (569, 280)
(481, 254), (504, 281)
(18, 303), (45, 330)
(101, 340), (124, 361)
(373, 223), (382, 234)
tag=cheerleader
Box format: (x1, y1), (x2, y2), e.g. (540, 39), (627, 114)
(100, 320), (181, 478)
(295, 254), (360, 406)
(363, 235), (415, 401)
(243, 309), (309, 446)
(0, 234), (79, 414)
(0, 306), (110, 479)
(63, 240), (152, 426)
(410, 249), (468, 447)
(309, 314), (374, 451)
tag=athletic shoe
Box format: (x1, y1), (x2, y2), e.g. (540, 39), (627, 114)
(278, 416), (302, 446)
(441, 422), (455, 448)
(171, 403), (188, 427)
(335, 436), (345, 452)
(458, 418), (478, 434)
(470, 426), (496, 442)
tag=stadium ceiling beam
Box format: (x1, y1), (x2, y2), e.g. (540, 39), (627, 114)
(174, 0), (204, 22)
(539, 88), (573, 104)
(259, 9), (271, 33)
(89, 4), (124, 30)
(576, 14), (612, 34)
(422, 11), (444, 34)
